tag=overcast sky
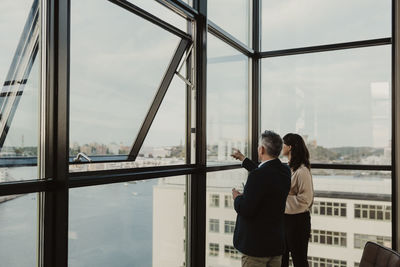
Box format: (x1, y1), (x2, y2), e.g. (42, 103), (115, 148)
(0, 0), (392, 149)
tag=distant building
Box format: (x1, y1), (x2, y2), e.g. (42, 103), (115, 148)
(153, 170), (391, 267)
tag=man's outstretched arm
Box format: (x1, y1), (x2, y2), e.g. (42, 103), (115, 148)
(231, 149), (258, 172)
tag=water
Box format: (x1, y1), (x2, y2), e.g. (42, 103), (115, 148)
(69, 180), (156, 267)
(0, 180), (156, 267)
(0, 193), (37, 267)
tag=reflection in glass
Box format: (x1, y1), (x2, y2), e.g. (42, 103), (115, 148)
(207, 34), (249, 165)
(206, 169), (248, 267)
(0, 193), (37, 266)
(69, 176), (187, 267)
(261, 0), (391, 51)
(261, 45), (391, 164)
(208, 0), (251, 46)
(70, 0), (181, 162)
(0, 0), (39, 181)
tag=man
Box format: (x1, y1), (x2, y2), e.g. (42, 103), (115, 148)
(231, 130), (291, 267)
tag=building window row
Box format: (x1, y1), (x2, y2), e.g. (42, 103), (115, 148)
(224, 245), (240, 260)
(354, 204), (391, 221)
(210, 194), (234, 208)
(311, 201), (347, 217)
(209, 243), (219, 256)
(208, 243), (241, 259)
(210, 194), (220, 207)
(224, 220), (235, 234)
(209, 219), (219, 233)
(354, 234), (391, 249)
(310, 229), (347, 247)
(209, 219), (236, 234)
(225, 195), (233, 208)
(308, 256), (347, 267)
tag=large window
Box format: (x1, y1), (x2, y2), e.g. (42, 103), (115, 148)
(207, 34), (249, 165)
(70, 0), (188, 169)
(261, 0), (391, 51)
(0, 1), (396, 266)
(261, 1), (392, 265)
(69, 176), (187, 267)
(0, 0), (40, 181)
(261, 46), (391, 165)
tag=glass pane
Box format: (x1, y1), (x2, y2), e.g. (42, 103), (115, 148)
(206, 169), (248, 267)
(139, 75), (186, 166)
(310, 170), (391, 263)
(207, 34), (249, 165)
(261, 0), (391, 51)
(0, 193), (37, 266)
(69, 176), (187, 267)
(128, 0), (188, 31)
(70, 74), (187, 172)
(70, 0), (180, 162)
(261, 46), (391, 165)
(208, 0), (251, 46)
(0, 0), (39, 181)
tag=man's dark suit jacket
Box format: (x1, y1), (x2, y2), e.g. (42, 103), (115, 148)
(233, 157), (291, 257)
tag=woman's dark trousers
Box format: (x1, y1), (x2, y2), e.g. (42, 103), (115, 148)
(281, 211), (311, 267)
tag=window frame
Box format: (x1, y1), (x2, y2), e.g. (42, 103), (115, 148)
(0, 1), (398, 267)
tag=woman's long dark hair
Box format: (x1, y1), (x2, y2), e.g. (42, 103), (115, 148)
(283, 133), (311, 172)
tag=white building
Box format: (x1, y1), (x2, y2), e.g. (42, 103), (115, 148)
(153, 170), (391, 267)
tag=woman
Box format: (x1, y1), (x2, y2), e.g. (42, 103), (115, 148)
(281, 133), (314, 267)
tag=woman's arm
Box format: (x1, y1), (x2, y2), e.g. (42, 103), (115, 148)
(286, 167), (314, 214)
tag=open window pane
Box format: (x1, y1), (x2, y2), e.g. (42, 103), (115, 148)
(70, 0), (181, 163)
(261, 0), (391, 51)
(0, 193), (37, 266)
(207, 34), (249, 165)
(261, 45), (391, 165)
(0, 0), (39, 181)
(69, 176), (187, 267)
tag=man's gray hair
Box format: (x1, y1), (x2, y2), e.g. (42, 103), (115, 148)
(260, 130), (283, 158)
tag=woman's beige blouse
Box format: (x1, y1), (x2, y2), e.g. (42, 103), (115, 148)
(285, 165), (314, 214)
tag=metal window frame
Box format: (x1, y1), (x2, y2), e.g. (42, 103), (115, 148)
(156, 0), (198, 20)
(0, 0), (40, 149)
(108, 0), (192, 41)
(393, 0), (400, 251)
(128, 39), (191, 161)
(0, 0), (398, 266)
